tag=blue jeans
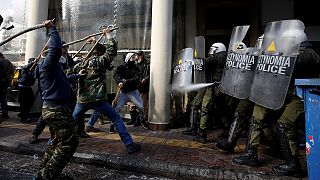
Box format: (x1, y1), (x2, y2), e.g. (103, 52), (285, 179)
(72, 101), (133, 145)
(87, 111), (101, 127)
(115, 90), (144, 116)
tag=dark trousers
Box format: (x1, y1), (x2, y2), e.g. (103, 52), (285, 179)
(18, 86), (34, 120)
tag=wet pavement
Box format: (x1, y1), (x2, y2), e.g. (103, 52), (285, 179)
(0, 112), (308, 179)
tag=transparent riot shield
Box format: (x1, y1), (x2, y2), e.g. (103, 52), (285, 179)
(249, 19), (305, 110)
(172, 48), (194, 93)
(193, 36), (205, 84)
(220, 25), (258, 99)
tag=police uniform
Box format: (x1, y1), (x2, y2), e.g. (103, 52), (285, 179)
(188, 51), (227, 143)
(233, 46), (320, 177)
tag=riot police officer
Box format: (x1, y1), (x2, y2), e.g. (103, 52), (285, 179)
(182, 42), (227, 144)
(233, 33), (320, 177)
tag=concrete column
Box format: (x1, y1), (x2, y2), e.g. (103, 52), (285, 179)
(25, 0), (49, 62)
(25, 0), (49, 114)
(148, 0), (173, 130)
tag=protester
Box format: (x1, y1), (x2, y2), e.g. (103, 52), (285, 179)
(0, 52), (14, 120)
(72, 27), (141, 154)
(113, 52), (149, 129)
(34, 20), (82, 180)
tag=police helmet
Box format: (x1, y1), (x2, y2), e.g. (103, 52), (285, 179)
(208, 42), (226, 55)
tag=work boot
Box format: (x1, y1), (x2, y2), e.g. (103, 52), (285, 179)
(140, 118), (149, 130)
(126, 143), (141, 154)
(182, 128), (198, 136)
(85, 125), (100, 133)
(272, 158), (304, 177)
(127, 110), (138, 125)
(232, 145), (259, 167)
(109, 123), (115, 134)
(216, 112), (240, 153)
(272, 122), (304, 177)
(29, 135), (39, 144)
(194, 128), (208, 144)
(232, 116), (259, 167)
(79, 132), (90, 138)
(137, 113), (149, 129)
(215, 140), (235, 153)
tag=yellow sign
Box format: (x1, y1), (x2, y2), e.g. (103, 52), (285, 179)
(267, 40), (276, 52)
(194, 50), (197, 57)
(178, 59), (183, 64)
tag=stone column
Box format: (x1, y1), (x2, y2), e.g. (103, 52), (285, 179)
(25, 0), (49, 113)
(25, 0), (49, 62)
(148, 0), (173, 130)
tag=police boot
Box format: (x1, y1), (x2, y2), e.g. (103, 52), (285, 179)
(216, 112), (240, 153)
(182, 106), (198, 136)
(232, 117), (259, 167)
(232, 144), (259, 167)
(194, 128), (208, 144)
(127, 110), (138, 125)
(272, 123), (304, 177)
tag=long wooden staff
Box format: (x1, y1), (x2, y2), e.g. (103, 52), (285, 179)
(112, 87), (121, 108)
(28, 38), (51, 72)
(63, 26), (118, 47)
(0, 19), (55, 46)
(71, 41), (88, 59)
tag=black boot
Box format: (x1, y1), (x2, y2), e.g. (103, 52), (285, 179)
(138, 114), (149, 129)
(109, 123), (115, 134)
(182, 106), (198, 136)
(78, 119), (90, 138)
(216, 112), (240, 153)
(232, 145), (259, 167)
(272, 123), (304, 177)
(194, 128), (208, 143)
(232, 117), (259, 167)
(127, 110), (138, 125)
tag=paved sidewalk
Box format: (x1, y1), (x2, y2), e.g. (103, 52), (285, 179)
(0, 112), (307, 180)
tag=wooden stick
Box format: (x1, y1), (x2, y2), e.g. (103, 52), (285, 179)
(112, 88), (121, 108)
(72, 42), (88, 59)
(63, 26), (118, 47)
(0, 19), (55, 46)
(29, 38), (51, 72)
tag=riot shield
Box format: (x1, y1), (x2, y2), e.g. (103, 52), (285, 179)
(193, 36), (205, 84)
(220, 25), (258, 99)
(249, 19), (305, 110)
(172, 48), (194, 93)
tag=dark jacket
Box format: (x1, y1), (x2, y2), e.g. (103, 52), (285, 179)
(38, 27), (70, 106)
(18, 62), (37, 87)
(114, 62), (141, 93)
(206, 52), (227, 82)
(136, 58), (150, 93)
(0, 56), (14, 86)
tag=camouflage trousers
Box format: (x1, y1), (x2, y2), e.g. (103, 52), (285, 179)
(191, 86), (227, 129)
(37, 105), (79, 180)
(249, 97), (304, 155)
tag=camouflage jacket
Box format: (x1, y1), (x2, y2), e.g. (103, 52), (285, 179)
(76, 39), (117, 103)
